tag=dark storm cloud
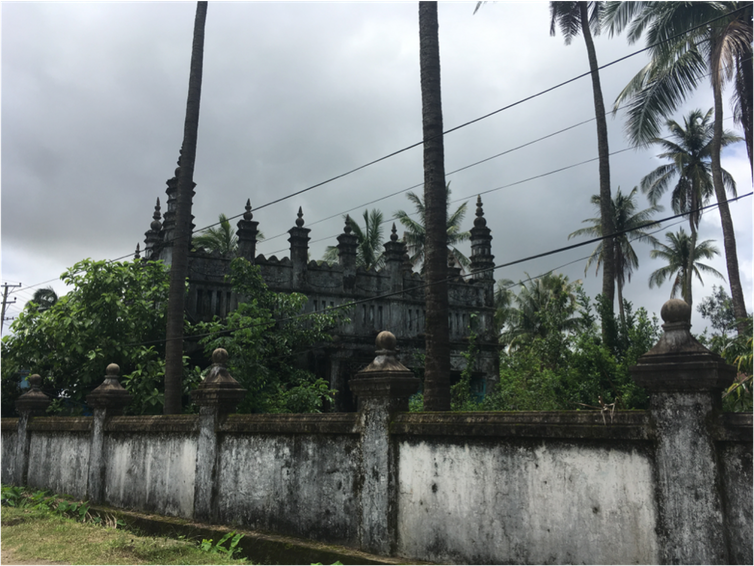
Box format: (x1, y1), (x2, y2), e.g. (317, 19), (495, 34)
(2, 1), (751, 332)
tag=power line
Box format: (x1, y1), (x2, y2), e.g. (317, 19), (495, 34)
(125, 192), (752, 347)
(12, 8), (749, 294)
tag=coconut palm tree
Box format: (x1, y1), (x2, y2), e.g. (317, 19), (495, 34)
(640, 108), (740, 306)
(164, 1), (207, 414)
(322, 209), (385, 271)
(505, 272), (582, 351)
(649, 227), (724, 309)
(393, 183), (470, 272)
(192, 214), (237, 257)
(604, 1), (751, 331)
(550, 1), (617, 332)
(569, 186), (662, 324)
(419, 1), (451, 411)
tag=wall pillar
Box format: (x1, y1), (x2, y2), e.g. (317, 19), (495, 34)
(350, 331), (419, 555)
(630, 299), (735, 564)
(191, 348), (246, 522)
(13, 374), (50, 486)
(85, 363), (133, 503)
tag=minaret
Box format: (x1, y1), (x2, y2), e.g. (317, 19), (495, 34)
(144, 198), (163, 261)
(469, 195), (495, 282)
(337, 215), (358, 291)
(160, 150), (196, 266)
(236, 199), (259, 262)
(288, 207), (310, 289)
(383, 223), (406, 292)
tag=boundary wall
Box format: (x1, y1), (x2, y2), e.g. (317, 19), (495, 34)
(2, 300), (752, 564)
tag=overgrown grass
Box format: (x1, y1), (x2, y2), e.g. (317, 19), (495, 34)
(1, 485), (249, 565)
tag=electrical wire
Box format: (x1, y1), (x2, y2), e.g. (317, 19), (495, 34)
(124, 191), (751, 347)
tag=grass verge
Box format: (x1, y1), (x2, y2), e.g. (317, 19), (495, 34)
(1, 497), (249, 565)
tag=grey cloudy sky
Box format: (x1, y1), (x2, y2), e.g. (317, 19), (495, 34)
(2, 1), (751, 335)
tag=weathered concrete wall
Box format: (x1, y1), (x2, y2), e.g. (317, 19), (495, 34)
(719, 440), (754, 565)
(215, 433), (361, 545)
(3, 410), (752, 564)
(27, 431), (91, 500)
(104, 432), (197, 518)
(1, 420), (18, 483)
(396, 438), (659, 564)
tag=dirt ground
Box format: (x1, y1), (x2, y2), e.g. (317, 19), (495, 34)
(1, 547), (68, 565)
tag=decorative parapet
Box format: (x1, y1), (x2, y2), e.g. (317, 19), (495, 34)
(86, 363), (133, 415)
(15, 374), (50, 416)
(191, 348), (246, 413)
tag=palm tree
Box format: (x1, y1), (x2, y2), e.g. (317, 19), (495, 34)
(569, 186), (662, 324)
(604, 1), (751, 332)
(649, 228), (724, 309)
(419, 1), (451, 411)
(550, 2), (617, 336)
(322, 209), (385, 270)
(640, 108), (739, 306)
(192, 214), (237, 257)
(505, 272), (582, 351)
(393, 183), (470, 271)
(164, 1), (207, 414)
(28, 287), (58, 313)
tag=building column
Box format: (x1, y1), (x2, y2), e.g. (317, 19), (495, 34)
(630, 299), (735, 564)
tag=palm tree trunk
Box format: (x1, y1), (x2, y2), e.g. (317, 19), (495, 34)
(711, 69), (748, 334)
(737, 49), (753, 174)
(419, 1), (450, 411)
(579, 2), (615, 339)
(685, 189), (699, 310)
(685, 227), (697, 310)
(617, 278), (625, 327)
(164, 1), (207, 414)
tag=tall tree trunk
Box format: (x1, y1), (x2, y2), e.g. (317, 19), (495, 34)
(419, 1), (450, 411)
(685, 188), (699, 311)
(164, 1), (207, 414)
(736, 49), (753, 174)
(710, 68), (748, 334)
(579, 2), (615, 341)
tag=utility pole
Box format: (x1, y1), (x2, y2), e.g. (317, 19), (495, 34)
(1, 282), (21, 334)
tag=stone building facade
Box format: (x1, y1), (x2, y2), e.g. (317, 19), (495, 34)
(139, 171), (499, 411)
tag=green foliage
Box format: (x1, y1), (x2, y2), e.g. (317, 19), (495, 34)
(0, 259), (198, 416)
(473, 277), (662, 411)
(697, 285), (737, 335)
(451, 314), (481, 411)
(200, 531), (244, 559)
(197, 258), (346, 413)
(0, 484), (124, 527)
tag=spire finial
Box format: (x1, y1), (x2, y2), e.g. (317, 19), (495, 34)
(474, 194), (487, 228)
(134, 243), (141, 259)
(244, 198), (253, 221)
(151, 198), (162, 231)
(390, 223), (398, 242)
(344, 215), (353, 234)
(296, 206), (304, 227)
